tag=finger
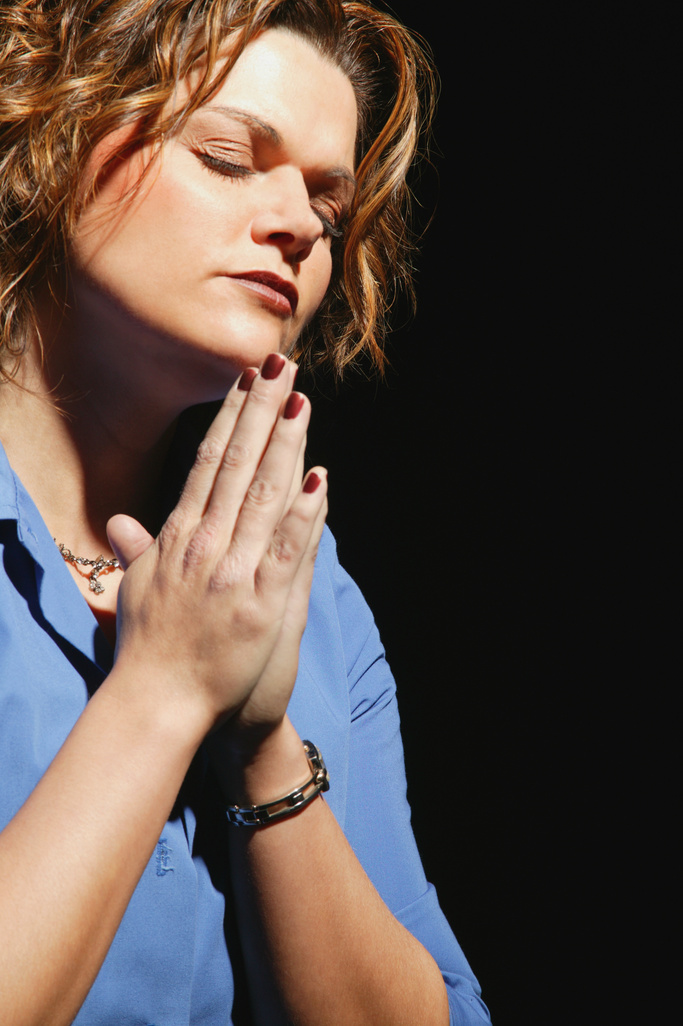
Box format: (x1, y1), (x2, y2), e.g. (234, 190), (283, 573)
(284, 433), (307, 513)
(107, 514), (154, 571)
(253, 467), (328, 601)
(174, 366), (258, 519)
(202, 355), (299, 542)
(227, 389), (311, 561)
(242, 472), (328, 716)
(211, 472), (327, 734)
(285, 358), (298, 397)
(282, 473), (328, 624)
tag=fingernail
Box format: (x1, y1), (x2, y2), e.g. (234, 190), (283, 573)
(283, 392), (305, 419)
(261, 353), (286, 380)
(303, 472), (321, 494)
(237, 368), (258, 392)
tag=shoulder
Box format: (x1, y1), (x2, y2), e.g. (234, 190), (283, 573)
(312, 523), (342, 578)
(313, 526), (375, 627)
(309, 525), (385, 670)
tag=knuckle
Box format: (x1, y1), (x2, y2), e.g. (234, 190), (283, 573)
(244, 477), (278, 509)
(271, 533), (298, 564)
(158, 510), (183, 552)
(224, 388), (246, 410)
(222, 441), (252, 471)
(182, 521), (219, 571)
(194, 436), (225, 468)
(207, 564), (237, 593)
(208, 547), (248, 593)
(246, 385), (272, 406)
(284, 504), (314, 536)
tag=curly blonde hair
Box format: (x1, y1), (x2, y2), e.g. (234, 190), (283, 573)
(0, 0), (436, 380)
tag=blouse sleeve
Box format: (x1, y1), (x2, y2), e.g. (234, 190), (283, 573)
(313, 529), (492, 1025)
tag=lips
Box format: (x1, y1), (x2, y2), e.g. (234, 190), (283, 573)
(227, 271), (298, 316)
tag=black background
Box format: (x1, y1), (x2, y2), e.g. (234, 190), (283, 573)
(297, 5), (662, 1024)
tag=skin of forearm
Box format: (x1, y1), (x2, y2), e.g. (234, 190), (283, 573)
(0, 687), (448, 1026)
(219, 719), (450, 1026)
(0, 667), (207, 1026)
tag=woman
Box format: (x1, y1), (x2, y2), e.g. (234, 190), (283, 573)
(0, 2), (490, 1023)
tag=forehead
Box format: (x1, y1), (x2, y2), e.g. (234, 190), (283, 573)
(199, 28), (358, 171)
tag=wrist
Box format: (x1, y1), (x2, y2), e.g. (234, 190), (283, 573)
(207, 716), (311, 807)
(102, 659), (213, 753)
(225, 740), (329, 826)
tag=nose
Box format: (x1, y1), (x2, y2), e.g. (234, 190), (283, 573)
(251, 169), (325, 265)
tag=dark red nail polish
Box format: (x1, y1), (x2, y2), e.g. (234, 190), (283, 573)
(237, 368), (258, 392)
(283, 393), (305, 419)
(303, 472), (321, 494)
(261, 353), (286, 380)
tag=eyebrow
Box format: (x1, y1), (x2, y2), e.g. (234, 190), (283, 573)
(205, 105), (282, 144)
(202, 104), (357, 191)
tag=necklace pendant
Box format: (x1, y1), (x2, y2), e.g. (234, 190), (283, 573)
(88, 572), (106, 595)
(55, 540), (121, 595)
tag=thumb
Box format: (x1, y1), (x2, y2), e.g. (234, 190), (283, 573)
(107, 514), (154, 571)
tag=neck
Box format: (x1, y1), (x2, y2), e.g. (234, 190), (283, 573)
(0, 282), (239, 558)
(0, 370), (175, 558)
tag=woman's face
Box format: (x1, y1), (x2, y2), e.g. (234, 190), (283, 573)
(71, 29), (357, 391)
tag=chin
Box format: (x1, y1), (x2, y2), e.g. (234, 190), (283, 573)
(202, 333), (295, 375)
(161, 332), (281, 402)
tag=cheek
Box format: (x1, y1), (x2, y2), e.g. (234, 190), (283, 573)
(74, 160), (203, 278)
(73, 146), (157, 273)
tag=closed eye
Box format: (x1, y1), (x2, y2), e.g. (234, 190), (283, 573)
(313, 208), (344, 240)
(196, 152), (253, 179)
(196, 148), (344, 239)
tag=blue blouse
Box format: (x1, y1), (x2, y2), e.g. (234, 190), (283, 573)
(0, 441), (490, 1025)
